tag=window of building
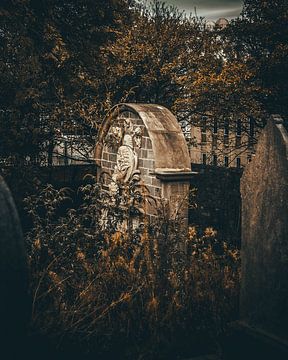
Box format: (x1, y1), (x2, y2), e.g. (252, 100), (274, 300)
(235, 136), (241, 148)
(201, 116), (207, 143)
(248, 117), (255, 148)
(236, 157), (241, 168)
(224, 119), (229, 136)
(249, 117), (255, 137)
(213, 119), (218, 134)
(236, 119), (241, 136)
(224, 156), (229, 167)
(202, 153), (207, 165)
(201, 116), (207, 132)
(201, 133), (207, 143)
(212, 134), (217, 149)
(235, 119), (242, 148)
(213, 154), (217, 166)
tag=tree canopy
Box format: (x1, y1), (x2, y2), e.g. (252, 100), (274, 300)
(1, 0), (287, 166)
(0, 0), (134, 163)
(228, 0), (288, 118)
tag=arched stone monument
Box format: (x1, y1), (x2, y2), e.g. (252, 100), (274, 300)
(95, 103), (192, 222)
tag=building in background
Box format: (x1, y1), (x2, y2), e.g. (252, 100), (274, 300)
(181, 116), (257, 168)
(52, 133), (95, 166)
(182, 17), (256, 169)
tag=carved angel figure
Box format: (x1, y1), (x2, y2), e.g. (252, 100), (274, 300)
(108, 122), (142, 199)
(113, 134), (136, 183)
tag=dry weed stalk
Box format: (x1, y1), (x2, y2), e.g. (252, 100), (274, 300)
(24, 181), (240, 358)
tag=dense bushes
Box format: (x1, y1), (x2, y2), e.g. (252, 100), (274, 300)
(24, 180), (240, 359)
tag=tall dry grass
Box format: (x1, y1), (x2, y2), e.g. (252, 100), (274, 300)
(24, 181), (240, 359)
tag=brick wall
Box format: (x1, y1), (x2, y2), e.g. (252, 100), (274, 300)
(100, 110), (162, 213)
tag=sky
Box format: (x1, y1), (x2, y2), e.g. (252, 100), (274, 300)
(164, 0), (243, 21)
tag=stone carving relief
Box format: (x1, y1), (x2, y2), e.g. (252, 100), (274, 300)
(106, 118), (142, 194)
(97, 104), (192, 227)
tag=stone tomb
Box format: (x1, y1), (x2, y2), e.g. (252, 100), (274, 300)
(95, 103), (192, 222)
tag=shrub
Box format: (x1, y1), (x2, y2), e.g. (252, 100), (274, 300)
(24, 180), (240, 359)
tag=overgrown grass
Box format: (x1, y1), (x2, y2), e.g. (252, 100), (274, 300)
(24, 181), (240, 359)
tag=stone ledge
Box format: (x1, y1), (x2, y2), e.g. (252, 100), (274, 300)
(152, 170), (197, 182)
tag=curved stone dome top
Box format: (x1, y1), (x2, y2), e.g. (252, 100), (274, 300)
(95, 103), (191, 172)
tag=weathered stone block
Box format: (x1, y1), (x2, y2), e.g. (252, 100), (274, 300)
(109, 153), (117, 162)
(240, 115), (288, 342)
(152, 177), (161, 187)
(141, 149), (147, 158)
(146, 138), (152, 149)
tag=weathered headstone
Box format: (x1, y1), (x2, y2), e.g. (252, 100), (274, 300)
(0, 176), (29, 352)
(240, 115), (288, 344)
(95, 104), (193, 222)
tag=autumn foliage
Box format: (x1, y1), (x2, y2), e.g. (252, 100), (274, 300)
(2, 0), (286, 165)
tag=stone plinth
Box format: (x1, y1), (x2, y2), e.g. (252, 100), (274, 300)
(95, 103), (192, 221)
(240, 115), (288, 342)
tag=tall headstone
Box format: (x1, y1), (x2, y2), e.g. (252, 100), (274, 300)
(95, 104), (193, 222)
(0, 176), (29, 352)
(240, 115), (288, 343)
